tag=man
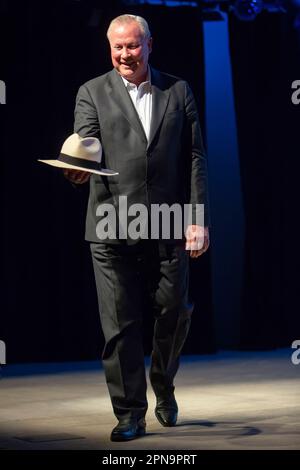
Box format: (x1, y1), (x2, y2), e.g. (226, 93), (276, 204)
(64, 14), (210, 441)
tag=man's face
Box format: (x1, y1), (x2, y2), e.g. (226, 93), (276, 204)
(109, 21), (152, 85)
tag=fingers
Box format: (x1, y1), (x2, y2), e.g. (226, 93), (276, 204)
(185, 225), (210, 258)
(185, 238), (205, 250)
(63, 169), (90, 184)
(77, 172), (90, 184)
(185, 234), (205, 251)
(189, 248), (204, 258)
(185, 236), (209, 258)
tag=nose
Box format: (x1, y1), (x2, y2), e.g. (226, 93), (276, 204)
(121, 47), (130, 59)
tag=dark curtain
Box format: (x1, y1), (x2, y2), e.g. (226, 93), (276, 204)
(229, 7), (300, 348)
(0, 0), (214, 362)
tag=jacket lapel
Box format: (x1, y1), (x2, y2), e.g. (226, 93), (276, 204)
(107, 67), (170, 148)
(147, 67), (170, 149)
(108, 69), (147, 143)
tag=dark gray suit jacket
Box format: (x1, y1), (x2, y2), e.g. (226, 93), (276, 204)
(74, 66), (210, 243)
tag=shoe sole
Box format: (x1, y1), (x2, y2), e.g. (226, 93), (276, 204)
(110, 427), (146, 442)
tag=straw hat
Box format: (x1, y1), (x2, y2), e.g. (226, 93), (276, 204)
(38, 133), (118, 176)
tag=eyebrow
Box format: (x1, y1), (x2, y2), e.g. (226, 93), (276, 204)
(113, 41), (141, 46)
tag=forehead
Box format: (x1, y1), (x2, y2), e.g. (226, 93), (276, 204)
(109, 22), (144, 43)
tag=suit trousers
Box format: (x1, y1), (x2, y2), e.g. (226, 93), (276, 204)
(90, 240), (193, 421)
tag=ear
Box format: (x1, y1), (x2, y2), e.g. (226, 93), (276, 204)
(148, 37), (153, 54)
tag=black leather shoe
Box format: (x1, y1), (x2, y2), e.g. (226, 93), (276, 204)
(155, 394), (178, 427)
(110, 417), (146, 442)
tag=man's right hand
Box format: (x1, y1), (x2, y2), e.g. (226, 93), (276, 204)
(63, 169), (91, 184)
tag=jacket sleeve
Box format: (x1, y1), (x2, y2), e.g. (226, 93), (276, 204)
(185, 82), (211, 227)
(69, 84), (100, 189)
(74, 84), (101, 139)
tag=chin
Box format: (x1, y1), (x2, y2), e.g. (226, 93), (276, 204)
(122, 70), (136, 79)
(122, 67), (135, 74)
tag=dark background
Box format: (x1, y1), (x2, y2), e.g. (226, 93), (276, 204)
(0, 0), (299, 363)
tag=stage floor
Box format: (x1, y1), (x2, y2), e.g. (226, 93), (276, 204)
(0, 349), (299, 450)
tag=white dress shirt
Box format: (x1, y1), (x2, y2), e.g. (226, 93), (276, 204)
(121, 68), (152, 141)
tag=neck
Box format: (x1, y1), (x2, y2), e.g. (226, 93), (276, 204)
(131, 76), (146, 87)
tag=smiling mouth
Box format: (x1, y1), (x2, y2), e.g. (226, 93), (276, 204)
(121, 63), (135, 68)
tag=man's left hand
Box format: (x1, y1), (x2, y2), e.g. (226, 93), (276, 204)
(185, 225), (210, 258)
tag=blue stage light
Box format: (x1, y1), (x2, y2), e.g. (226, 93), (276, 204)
(233, 0), (264, 20)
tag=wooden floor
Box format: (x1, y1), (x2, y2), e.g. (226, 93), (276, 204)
(0, 349), (299, 450)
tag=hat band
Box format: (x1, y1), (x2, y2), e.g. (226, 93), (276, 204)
(58, 153), (102, 171)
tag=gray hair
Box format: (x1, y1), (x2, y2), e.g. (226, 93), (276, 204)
(107, 14), (151, 41)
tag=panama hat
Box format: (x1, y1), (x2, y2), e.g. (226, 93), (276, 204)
(38, 133), (118, 176)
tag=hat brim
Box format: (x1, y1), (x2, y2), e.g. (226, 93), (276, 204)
(38, 159), (118, 176)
